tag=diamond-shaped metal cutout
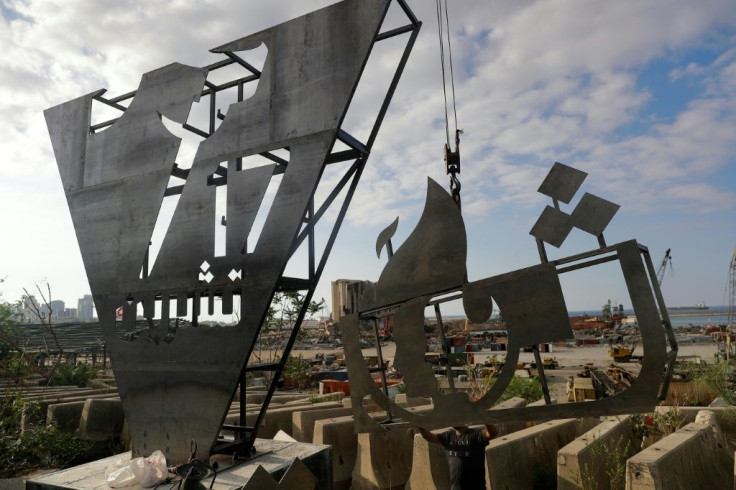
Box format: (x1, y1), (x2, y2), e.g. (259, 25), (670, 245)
(570, 193), (620, 236)
(529, 206), (573, 248)
(537, 162), (588, 204)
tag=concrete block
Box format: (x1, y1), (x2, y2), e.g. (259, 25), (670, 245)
(297, 392), (346, 404)
(528, 397), (557, 406)
(243, 392), (311, 405)
(314, 414), (361, 490)
(272, 393), (313, 404)
(75, 398), (125, 441)
(313, 405), (434, 490)
(21, 392), (118, 431)
(46, 401), (86, 433)
(20, 401), (46, 432)
(626, 410), (734, 489)
(404, 433), (451, 490)
(486, 418), (600, 490)
(27, 439), (331, 490)
(492, 396), (529, 435)
(292, 406), (353, 443)
(656, 405), (736, 435)
(0, 470), (57, 490)
(244, 391), (268, 405)
(351, 425), (417, 490)
(557, 416), (638, 490)
(394, 393), (432, 407)
(255, 402), (343, 439)
(402, 397), (528, 490)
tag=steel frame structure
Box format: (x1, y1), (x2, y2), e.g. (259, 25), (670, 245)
(342, 168), (678, 432)
(46, 0), (421, 463)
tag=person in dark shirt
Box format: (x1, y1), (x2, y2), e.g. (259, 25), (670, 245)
(418, 424), (498, 490)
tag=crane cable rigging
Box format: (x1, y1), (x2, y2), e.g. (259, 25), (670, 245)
(656, 248), (674, 287)
(435, 0), (462, 209)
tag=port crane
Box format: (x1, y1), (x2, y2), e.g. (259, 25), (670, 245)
(729, 247), (736, 328)
(656, 248), (673, 286)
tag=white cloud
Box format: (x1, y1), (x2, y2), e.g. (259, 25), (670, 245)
(0, 0), (735, 311)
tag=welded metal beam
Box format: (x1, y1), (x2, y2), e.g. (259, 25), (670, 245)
(47, 0), (419, 464)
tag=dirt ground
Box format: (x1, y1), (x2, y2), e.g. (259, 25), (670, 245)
(289, 341), (719, 403)
(292, 341), (719, 371)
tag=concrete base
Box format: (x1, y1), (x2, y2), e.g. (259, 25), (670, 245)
(46, 401), (86, 433)
(557, 416), (637, 490)
(404, 433), (450, 490)
(626, 410), (734, 489)
(26, 439), (333, 490)
(222, 401), (343, 441)
(656, 405), (736, 434)
(486, 418), (600, 490)
(351, 425), (416, 490)
(313, 405), (435, 490)
(293, 406), (353, 443)
(75, 398), (124, 441)
(402, 397), (529, 490)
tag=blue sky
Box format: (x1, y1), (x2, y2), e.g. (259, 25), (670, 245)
(0, 0), (735, 319)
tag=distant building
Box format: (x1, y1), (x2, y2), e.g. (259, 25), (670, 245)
(331, 279), (372, 324)
(20, 294), (41, 324)
(78, 295), (95, 321)
(49, 300), (65, 320)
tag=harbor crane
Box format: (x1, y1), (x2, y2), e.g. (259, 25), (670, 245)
(728, 247), (736, 328)
(656, 248), (673, 286)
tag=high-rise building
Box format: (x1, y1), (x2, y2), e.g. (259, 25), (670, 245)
(49, 300), (65, 320)
(78, 295), (94, 321)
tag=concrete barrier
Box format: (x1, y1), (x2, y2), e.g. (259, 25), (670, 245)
(75, 398), (125, 441)
(351, 425), (417, 490)
(491, 397), (530, 435)
(626, 410), (734, 489)
(314, 414), (362, 490)
(557, 416), (638, 490)
(656, 405), (736, 435)
(21, 392), (119, 431)
(284, 392), (344, 405)
(292, 405), (353, 443)
(230, 401), (343, 439)
(243, 392), (313, 405)
(313, 405), (434, 490)
(403, 397), (529, 490)
(46, 401), (87, 433)
(394, 394), (432, 407)
(486, 418), (600, 490)
(404, 433), (451, 490)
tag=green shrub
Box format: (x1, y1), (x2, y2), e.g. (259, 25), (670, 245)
(0, 393), (119, 477)
(493, 375), (544, 405)
(49, 363), (97, 388)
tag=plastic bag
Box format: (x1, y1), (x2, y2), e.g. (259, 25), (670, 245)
(105, 456), (137, 488)
(105, 451), (168, 488)
(131, 450), (168, 488)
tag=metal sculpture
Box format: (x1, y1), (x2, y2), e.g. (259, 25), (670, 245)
(242, 458), (317, 490)
(342, 163), (678, 432)
(45, 0), (421, 464)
